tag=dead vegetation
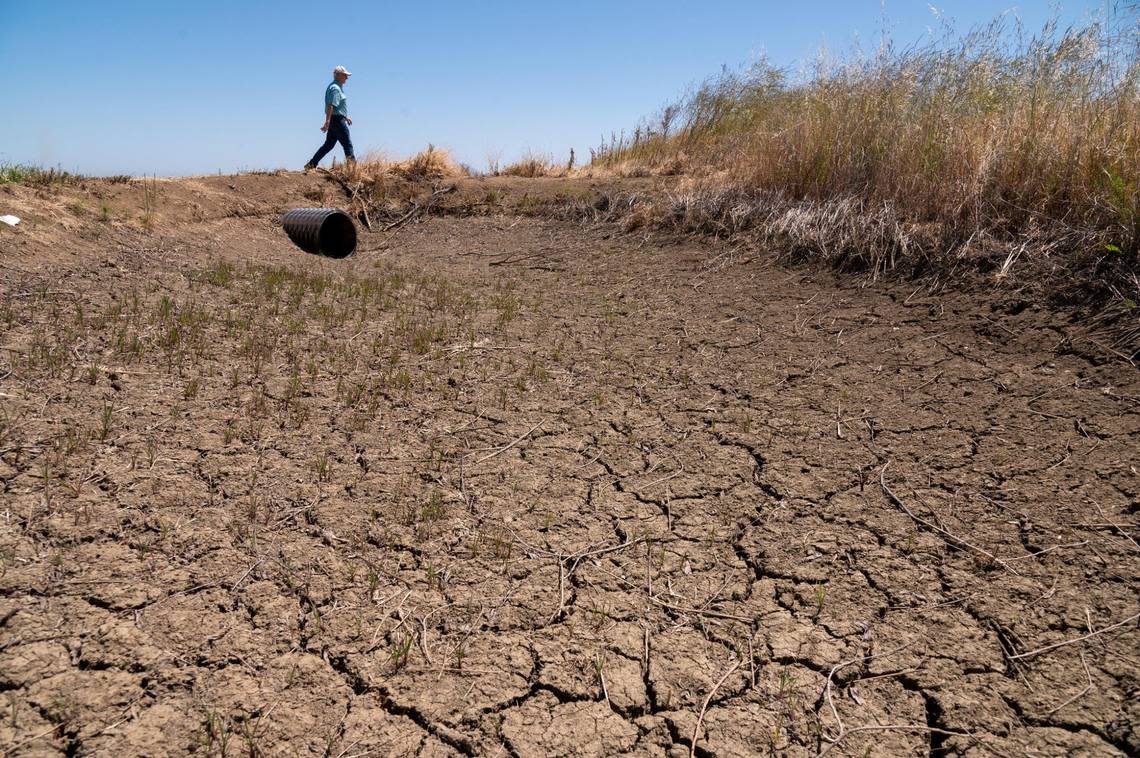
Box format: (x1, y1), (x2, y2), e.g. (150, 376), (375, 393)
(585, 14), (1139, 331)
(498, 151), (573, 179)
(352, 146), (468, 183)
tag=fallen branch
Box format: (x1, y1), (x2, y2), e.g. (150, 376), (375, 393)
(318, 168), (371, 229)
(318, 166), (354, 196)
(332, 174), (369, 227)
(383, 185), (456, 232)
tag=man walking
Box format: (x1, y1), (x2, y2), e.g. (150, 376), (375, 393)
(304, 65), (355, 169)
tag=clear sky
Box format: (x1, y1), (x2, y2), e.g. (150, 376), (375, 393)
(0, 1), (1116, 177)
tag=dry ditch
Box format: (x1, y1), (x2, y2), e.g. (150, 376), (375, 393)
(0, 200), (1137, 756)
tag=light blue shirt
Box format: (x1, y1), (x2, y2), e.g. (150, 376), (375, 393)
(325, 81), (348, 117)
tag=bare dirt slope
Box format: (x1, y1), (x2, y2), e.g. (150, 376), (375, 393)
(0, 175), (1137, 756)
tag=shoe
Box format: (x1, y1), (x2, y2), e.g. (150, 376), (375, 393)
(303, 163), (316, 172)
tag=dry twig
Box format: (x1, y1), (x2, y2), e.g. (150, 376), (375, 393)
(467, 419), (545, 466)
(821, 641), (918, 744)
(1045, 652), (1094, 716)
(690, 657), (742, 758)
(880, 462), (1019, 576)
(819, 724), (971, 757)
(1009, 611), (1140, 661)
(1089, 500), (1140, 552)
(817, 640), (974, 755)
(383, 186), (456, 232)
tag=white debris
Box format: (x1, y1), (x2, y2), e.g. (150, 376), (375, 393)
(0, 215), (19, 227)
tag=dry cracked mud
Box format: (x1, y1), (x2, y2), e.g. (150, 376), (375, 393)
(1, 190), (1138, 756)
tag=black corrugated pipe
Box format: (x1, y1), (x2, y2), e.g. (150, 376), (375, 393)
(281, 208), (357, 258)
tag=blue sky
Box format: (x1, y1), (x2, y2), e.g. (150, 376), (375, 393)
(0, 1), (1114, 176)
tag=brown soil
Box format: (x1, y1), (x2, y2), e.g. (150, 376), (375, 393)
(0, 173), (1137, 756)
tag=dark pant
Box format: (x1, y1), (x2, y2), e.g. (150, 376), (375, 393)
(309, 115), (355, 166)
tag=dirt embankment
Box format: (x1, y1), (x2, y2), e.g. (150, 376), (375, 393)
(0, 172), (1137, 756)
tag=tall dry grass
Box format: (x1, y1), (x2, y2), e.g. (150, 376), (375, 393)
(500, 152), (559, 178)
(345, 145), (468, 183)
(496, 150), (576, 178)
(591, 15), (1140, 278)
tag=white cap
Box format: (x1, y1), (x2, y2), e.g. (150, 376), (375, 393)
(333, 65), (352, 76)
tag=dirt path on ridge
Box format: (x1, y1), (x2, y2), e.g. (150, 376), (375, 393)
(0, 207), (1137, 756)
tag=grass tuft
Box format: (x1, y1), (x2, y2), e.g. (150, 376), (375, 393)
(500, 151), (563, 178)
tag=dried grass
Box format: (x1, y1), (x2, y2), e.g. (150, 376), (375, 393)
(395, 145), (467, 181)
(581, 13), (1139, 355)
(344, 146), (467, 184)
(499, 151), (570, 178)
(592, 14), (1140, 272)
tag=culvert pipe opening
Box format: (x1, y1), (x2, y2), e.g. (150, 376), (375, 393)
(281, 208), (357, 258)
